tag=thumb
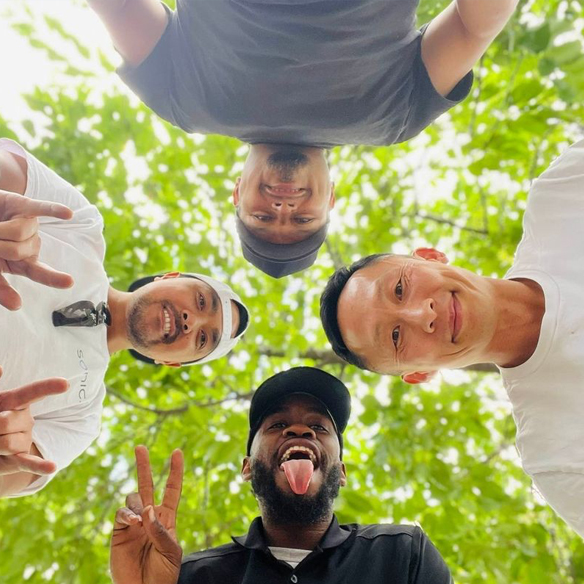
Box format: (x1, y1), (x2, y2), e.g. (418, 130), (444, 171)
(142, 506), (182, 559)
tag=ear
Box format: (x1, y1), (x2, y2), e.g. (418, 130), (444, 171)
(412, 247), (448, 264)
(339, 461), (347, 487)
(401, 371), (436, 385)
(328, 182), (336, 210)
(241, 456), (252, 482)
(232, 177), (241, 206)
(155, 360), (182, 368)
(155, 272), (181, 282)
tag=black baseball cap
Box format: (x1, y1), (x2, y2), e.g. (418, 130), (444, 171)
(236, 215), (328, 278)
(246, 367), (351, 456)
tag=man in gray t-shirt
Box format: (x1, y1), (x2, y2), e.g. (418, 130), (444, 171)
(89, 0), (518, 277)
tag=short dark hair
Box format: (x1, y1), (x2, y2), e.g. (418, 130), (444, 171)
(320, 253), (394, 370)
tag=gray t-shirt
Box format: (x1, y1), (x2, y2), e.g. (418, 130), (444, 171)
(118, 0), (473, 148)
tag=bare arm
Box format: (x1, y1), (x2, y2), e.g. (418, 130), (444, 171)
(88, 0), (169, 66)
(421, 0), (519, 96)
(0, 150), (27, 195)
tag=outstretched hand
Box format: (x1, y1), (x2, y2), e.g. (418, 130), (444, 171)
(111, 446), (184, 584)
(0, 190), (74, 310)
(0, 367), (68, 477)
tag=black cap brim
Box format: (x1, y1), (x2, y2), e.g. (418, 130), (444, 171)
(236, 215), (328, 278)
(247, 367), (351, 455)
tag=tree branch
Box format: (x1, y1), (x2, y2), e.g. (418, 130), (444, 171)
(106, 387), (254, 416)
(412, 211), (488, 235)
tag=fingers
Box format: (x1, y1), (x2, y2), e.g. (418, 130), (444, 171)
(0, 234), (40, 262)
(162, 449), (184, 514)
(135, 445), (155, 508)
(0, 377), (69, 411)
(0, 452), (57, 476)
(1, 194), (73, 222)
(126, 492), (145, 516)
(0, 431), (31, 455)
(142, 505), (182, 558)
(10, 259), (74, 290)
(0, 273), (22, 311)
(0, 217), (39, 242)
(0, 407), (33, 435)
(114, 506), (143, 528)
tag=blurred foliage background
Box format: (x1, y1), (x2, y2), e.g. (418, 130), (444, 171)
(1, 0), (584, 582)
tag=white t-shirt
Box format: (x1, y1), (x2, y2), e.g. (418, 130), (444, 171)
(0, 139), (110, 497)
(500, 139), (584, 537)
(268, 547), (311, 569)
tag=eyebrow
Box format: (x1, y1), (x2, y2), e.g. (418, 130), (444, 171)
(371, 273), (397, 369)
(211, 290), (219, 314)
(211, 328), (220, 350)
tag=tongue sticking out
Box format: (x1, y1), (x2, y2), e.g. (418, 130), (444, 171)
(280, 459), (314, 495)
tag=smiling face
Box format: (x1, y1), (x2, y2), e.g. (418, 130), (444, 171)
(242, 394), (346, 523)
(233, 144), (335, 244)
(336, 250), (499, 379)
(126, 273), (240, 366)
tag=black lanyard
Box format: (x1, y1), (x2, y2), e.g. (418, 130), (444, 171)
(52, 301), (111, 328)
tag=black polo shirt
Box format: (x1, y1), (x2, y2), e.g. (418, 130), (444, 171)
(178, 515), (453, 583)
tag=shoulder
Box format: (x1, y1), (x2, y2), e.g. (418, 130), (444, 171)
(350, 522), (422, 541)
(346, 522), (426, 554)
(181, 541), (245, 565)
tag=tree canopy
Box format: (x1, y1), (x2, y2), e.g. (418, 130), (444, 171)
(1, 1), (584, 583)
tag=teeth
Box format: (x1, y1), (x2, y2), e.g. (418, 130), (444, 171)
(163, 308), (171, 335)
(280, 446), (316, 465)
(269, 187), (302, 193)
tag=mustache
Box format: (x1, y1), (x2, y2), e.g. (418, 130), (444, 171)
(267, 150), (309, 181)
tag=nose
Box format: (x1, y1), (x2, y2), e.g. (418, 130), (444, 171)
(271, 199), (296, 213)
(401, 299), (436, 333)
(180, 309), (197, 335)
(284, 423), (316, 440)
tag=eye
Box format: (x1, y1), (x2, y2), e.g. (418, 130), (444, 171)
(269, 422), (286, 429)
(395, 279), (403, 299)
(198, 293), (205, 310)
(253, 215), (272, 222)
(392, 326), (400, 348)
(199, 329), (207, 350)
(311, 424), (327, 432)
(294, 217), (314, 224)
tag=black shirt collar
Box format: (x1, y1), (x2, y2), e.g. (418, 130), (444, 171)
(232, 515), (352, 552)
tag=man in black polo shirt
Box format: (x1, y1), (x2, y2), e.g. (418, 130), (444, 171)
(110, 367), (452, 583)
(89, 0), (518, 277)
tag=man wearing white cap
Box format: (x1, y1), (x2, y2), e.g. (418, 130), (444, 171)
(0, 138), (250, 498)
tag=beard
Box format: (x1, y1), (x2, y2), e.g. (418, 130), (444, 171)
(126, 297), (177, 350)
(266, 149), (309, 182)
(251, 458), (342, 527)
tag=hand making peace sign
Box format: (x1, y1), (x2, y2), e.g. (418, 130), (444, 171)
(0, 190), (74, 310)
(111, 446), (184, 584)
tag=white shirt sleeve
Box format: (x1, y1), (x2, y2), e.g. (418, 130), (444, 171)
(524, 139), (584, 253)
(6, 384), (105, 498)
(533, 471), (584, 539)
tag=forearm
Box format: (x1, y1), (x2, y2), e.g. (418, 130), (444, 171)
(0, 471), (37, 497)
(87, 0), (169, 66)
(0, 444), (43, 498)
(455, 0), (519, 40)
(87, 0), (129, 17)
